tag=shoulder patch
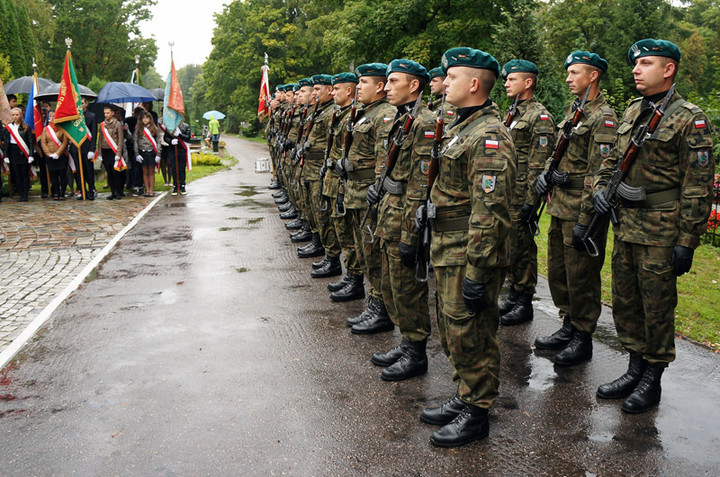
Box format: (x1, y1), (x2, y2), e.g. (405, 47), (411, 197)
(485, 139), (499, 149)
(694, 119), (707, 129)
(604, 119), (615, 128)
(540, 114), (550, 120)
(698, 150), (710, 167)
(481, 174), (496, 193)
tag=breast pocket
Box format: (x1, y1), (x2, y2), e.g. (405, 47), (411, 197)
(438, 143), (467, 192)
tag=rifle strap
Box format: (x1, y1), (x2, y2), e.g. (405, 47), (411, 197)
(443, 112), (493, 154)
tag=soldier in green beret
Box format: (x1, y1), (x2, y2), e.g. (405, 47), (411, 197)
(428, 66), (458, 126)
(533, 50), (618, 366)
(592, 39), (714, 413)
(367, 58), (435, 381)
(418, 47), (515, 447)
(498, 60), (556, 326)
(287, 80), (315, 244)
(341, 64), (397, 327)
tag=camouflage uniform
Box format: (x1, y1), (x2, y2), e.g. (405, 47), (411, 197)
(545, 93), (617, 334)
(506, 97), (556, 294)
(430, 103), (515, 408)
(593, 91), (714, 365)
(287, 106), (305, 217)
(344, 98), (396, 302)
(374, 103), (435, 341)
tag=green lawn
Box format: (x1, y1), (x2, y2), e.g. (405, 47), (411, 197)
(534, 212), (720, 351)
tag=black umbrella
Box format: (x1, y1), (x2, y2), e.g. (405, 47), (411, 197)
(34, 82), (97, 102)
(4, 76), (55, 95)
(149, 88), (165, 101)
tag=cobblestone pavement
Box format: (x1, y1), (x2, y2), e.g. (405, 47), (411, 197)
(0, 193), (153, 349)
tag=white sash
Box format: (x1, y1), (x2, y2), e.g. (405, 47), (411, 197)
(100, 122), (119, 154)
(45, 126), (76, 172)
(5, 124), (30, 158)
(143, 128), (159, 155)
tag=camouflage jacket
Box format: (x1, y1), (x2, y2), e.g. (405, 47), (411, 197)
(344, 98), (396, 209)
(303, 100), (335, 180)
(428, 95), (458, 127)
(505, 96), (556, 210)
(322, 104), (351, 198)
(429, 103), (515, 281)
(593, 91), (715, 249)
(287, 106), (303, 145)
(375, 103), (436, 245)
(546, 92), (617, 225)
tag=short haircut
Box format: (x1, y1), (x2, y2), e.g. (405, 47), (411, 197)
(469, 68), (497, 95)
(519, 72), (538, 92)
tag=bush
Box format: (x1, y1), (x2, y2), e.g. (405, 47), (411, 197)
(191, 152), (221, 166)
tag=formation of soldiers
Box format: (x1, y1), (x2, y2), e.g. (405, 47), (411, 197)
(264, 39), (715, 448)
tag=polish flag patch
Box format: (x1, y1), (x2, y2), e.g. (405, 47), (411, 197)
(604, 119), (615, 128)
(695, 119), (706, 129)
(446, 110), (455, 116)
(540, 114), (549, 120)
(485, 139), (499, 149)
(383, 117), (392, 123)
(424, 131), (435, 139)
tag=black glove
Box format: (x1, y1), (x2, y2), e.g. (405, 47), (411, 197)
(671, 245), (694, 276)
(572, 223), (588, 251)
(414, 204), (427, 232)
(534, 172), (549, 196)
(593, 189), (610, 215)
(319, 165), (327, 181)
(520, 203), (534, 224)
(399, 242), (417, 268)
(462, 278), (486, 315)
(367, 183), (381, 205)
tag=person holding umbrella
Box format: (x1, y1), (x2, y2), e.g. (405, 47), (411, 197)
(133, 111), (162, 196)
(208, 114), (220, 150)
(3, 108), (34, 201)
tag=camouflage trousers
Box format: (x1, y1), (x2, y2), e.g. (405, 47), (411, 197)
(547, 216), (607, 334)
(350, 208), (383, 301)
(306, 178), (340, 256)
(507, 218), (538, 294)
(435, 264), (503, 409)
(379, 239), (430, 342)
(331, 207), (360, 274)
(611, 239), (676, 366)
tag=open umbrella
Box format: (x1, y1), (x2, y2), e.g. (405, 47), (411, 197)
(203, 110), (225, 120)
(149, 88), (165, 101)
(96, 82), (157, 104)
(34, 82), (97, 102)
(4, 76), (55, 95)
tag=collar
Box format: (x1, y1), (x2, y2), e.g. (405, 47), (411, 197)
(452, 99), (492, 127)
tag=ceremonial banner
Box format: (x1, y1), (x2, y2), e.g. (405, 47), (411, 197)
(55, 50), (88, 147)
(163, 57), (185, 132)
(258, 54), (270, 122)
(24, 73), (43, 137)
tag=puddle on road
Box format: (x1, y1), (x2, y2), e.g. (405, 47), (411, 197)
(223, 199), (268, 208)
(166, 203), (187, 208)
(527, 353), (558, 391)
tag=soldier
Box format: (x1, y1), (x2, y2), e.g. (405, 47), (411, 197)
(288, 80), (316, 246)
(368, 59), (434, 381)
(533, 51), (617, 366)
(592, 39), (714, 413)
(499, 60), (556, 325)
(418, 47), (515, 447)
(338, 64), (396, 328)
(275, 83), (301, 211)
(427, 66), (458, 123)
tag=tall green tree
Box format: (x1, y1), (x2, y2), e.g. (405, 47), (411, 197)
(0, 0), (29, 77)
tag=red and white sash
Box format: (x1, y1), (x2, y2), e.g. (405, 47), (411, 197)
(101, 122), (126, 171)
(45, 125), (76, 172)
(143, 128), (159, 155)
(172, 127), (192, 171)
(5, 124), (30, 159)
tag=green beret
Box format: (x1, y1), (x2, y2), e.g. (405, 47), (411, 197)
(387, 59), (430, 83)
(290, 83), (300, 92)
(354, 63), (388, 78)
(311, 74), (333, 86)
(501, 60), (539, 79)
(298, 78), (313, 88)
(628, 39), (681, 64)
(332, 72), (358, 85)
(275, 84), (284, 92)
(564, 50), (608, 73)
(441, 47), (500, 78)
(428, 67), (445, 80)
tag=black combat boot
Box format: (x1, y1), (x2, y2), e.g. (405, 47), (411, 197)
(500, 292), (534, 326)
(597, 351), (647, 399)
(499, 289), (520, 316)
(274, 192), (289, 204)
(279, 207), (298, 220)
(311, 255), (342, 278)
(290, 222), (312, 243)
(330, 274), (365, 302)
(381, 339), (428, 381)
(371, 338), (412, 367)
(272, 189), (286, 198)
(420, 394), (466, 426)
(297, 233), (325, 258)
(430, 404), (489, 448)
(312, 256), (330, 270)
(554, 330), (593, 366)
(278, 201), (294, 212)
(328, 274), (352, 292)
(346, 297), (377, 327)
(285, 217), (304, 230)
(621, 365), (664, 414)
(268, 181), (281, 190)
(534, 316), (574, 350)
(351, 300), (393, 334)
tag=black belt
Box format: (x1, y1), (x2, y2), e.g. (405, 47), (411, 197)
(348, 168), (375, 181)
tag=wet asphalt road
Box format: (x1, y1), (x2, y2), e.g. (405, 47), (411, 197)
(0, 136), (719, 476)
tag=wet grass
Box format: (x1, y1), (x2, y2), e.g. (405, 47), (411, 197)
(248, 218), (263, 224)
(223, 199), (269, 208)
(236, 267), (249, 273)
(235, 185), (260, 197)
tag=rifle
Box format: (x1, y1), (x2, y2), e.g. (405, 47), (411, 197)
(581, 84), (676, 257)
(415, 93), (444, 282)
(527, 84), (592, 236)
(505, 94), (520, 128)
(335, 88), (359, 216)
(298, 100), (320, 166)
(360, 93), (424, 243)
(319, 105), (340, 211)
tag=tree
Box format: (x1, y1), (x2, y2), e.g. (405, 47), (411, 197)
(142, 67), (165, 89)
(0, 0), (29, 77)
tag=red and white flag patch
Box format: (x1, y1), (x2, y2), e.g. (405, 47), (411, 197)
(695, 119), (706, 129)
(446, 110), (455, 116)
(424, 131), (435, 139)
(540, 114), (549, 120)
(604, 119), (615, 128)
(485, 139), (499, 149)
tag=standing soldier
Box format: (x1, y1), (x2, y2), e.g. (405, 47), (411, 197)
(499, 60), (556, 325)
(592, 39), (714, 413)
(427, 66), (458, 122)
(418, 47), (515, 447)
(533, 51), (617, 366)
(368, 59), (434, 381)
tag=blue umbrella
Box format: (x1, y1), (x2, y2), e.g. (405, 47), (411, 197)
(203, 110), (226, 120)
(96, 82), (157, 104)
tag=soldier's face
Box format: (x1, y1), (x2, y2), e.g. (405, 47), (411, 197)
(443, 67), (472, 107)
(384, 72), (415, 107)
(333, 84), (353, 107)
(318, 85), (332, 103)
(429, 76), (445, 95)
(632, 56), (675, 96)
(504, 73), (526, 98)
(565, 65), (594, 96)
(357, 77), (382, 104)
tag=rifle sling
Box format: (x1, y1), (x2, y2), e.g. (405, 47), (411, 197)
(622, 188), (679, 209)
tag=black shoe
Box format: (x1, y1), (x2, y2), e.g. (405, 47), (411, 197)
(41, 194), (49, 198)
(372, 338), (412, 367)
(330, 274), (364, 302)
(597, 351), (647, 399)
(311, 255), (342, 278)
(268, 181), (281, 190)
(420, 394), (466, 426)
(171, 189), (178, 196)
(430, 404), (489, 448)
(297, 233), (324, 258)
(274, 194), (289, 205)
(499, 289), (520, 316)
(290, 228), (312, 243)
(351, 301), (393, 335)
(272, 189), (286, 198)
(312, 256), (330, 270)
(500, 292), (534, 326)
(285, 218), (304, 230)
(534, 316), (573, 350)
(278, 202), (294, 212)
(328, 274), (352, 292)
(346, 298), (377, 327)
(180, 186), (187, 195)
(554, 330), (592, 366)
(621, 366), (664, 414)
(279, 208), (298, 220)
(381, 339), (427, 381)
(107, 194), (116, 200)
